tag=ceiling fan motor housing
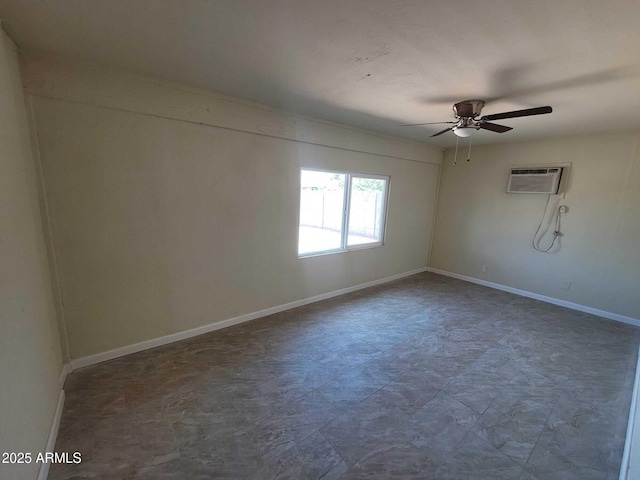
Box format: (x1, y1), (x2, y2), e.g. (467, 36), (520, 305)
(454, 100), (485, 118)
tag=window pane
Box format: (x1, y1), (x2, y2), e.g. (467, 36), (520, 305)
(347, 177), (386, 246)
(299, 170), (345, 255)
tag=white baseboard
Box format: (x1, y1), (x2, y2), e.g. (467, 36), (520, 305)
(71, 267), (430, 370)
(620, 344), (640, 480)
(427, 268), (640, 327)
(58, 363), (73, 389)
(37, 390), (65, 480)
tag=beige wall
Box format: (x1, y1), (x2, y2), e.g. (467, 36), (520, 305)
(23, 53), (442, 360)
(431, 130), (640, 320)
(0, 34), (64, 480)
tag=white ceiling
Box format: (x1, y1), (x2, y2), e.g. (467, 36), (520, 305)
(1, 0), (639, 147)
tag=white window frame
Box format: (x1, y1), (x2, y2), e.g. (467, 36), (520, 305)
(298, 168), (390, 258)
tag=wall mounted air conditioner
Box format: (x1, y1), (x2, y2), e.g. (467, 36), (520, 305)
(507, 167), (564, 194)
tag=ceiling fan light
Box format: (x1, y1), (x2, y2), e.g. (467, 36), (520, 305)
(453, 126), (477, 137)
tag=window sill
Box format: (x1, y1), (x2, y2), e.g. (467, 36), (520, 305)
(298, 242), (384, 259)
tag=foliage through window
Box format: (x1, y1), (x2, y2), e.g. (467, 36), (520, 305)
(298, 169), (389, 256)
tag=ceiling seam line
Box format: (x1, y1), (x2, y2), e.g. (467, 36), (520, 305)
(27, 92), (442, 165)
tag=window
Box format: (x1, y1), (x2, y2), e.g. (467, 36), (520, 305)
(298, 169), (389, 256)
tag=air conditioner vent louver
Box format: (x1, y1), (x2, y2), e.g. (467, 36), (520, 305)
(507, 167), (563, 194)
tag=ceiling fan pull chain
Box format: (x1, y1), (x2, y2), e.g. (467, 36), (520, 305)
(453, 136), (459, 165)
(467, 137), (472, 162)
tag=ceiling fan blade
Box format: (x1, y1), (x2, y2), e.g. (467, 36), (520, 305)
(399, 121), (456, 127)
(479, 122), (513, 133)
(481, 106), (552, 121)
(431, 127), (453, 137)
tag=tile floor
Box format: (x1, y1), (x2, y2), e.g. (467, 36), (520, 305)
(50, 272), (640, 479)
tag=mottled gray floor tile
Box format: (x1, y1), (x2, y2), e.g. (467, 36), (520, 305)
(315, 334), (372, 352)
(509, 367), (569, 391)
(520, 464), (607, 480)
(606, 470), (623, 480)
(360, 322), (418, 351)
(470, 343), (529, 378)
(317, 363), (392, 410)
(257, 368), (335, 407)
(472, 393), (555, 465)
(381, 370), (446, 414)
(276, 390), (345, 431)
(472, 374), (562, 465)
(431, 354), (484, 379)
(406, 391), (479, 458)
(72, 413), (181, 476)
(316, 342), (382, 375)
(320, 393), (413, 466)
(239, 390), (343, 461)
(404, 330), (444, 353)
(433, 432), (523, 480)
(524, 395), (619, 478)
(341, 431), (437, 479)
(445, 369), (514, 414)
(172, 423), (265, 478)
(363, 347), (419, 379)
(48, 272), (639, 480)
(247, 431), (348, 480)
(497, 330), (543, 356)
(131, 459), (221, 480)
(195, 381), (270, 412)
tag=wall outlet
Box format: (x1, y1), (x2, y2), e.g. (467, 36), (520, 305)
(481, 265), (488, 273)
(561, 281), (571, 291)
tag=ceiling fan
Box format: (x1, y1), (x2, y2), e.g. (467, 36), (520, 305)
(400, 100), (552, 137)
